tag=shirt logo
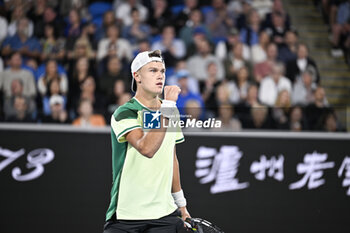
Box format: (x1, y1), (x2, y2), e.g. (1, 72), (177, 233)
(143, 110), (161, 129)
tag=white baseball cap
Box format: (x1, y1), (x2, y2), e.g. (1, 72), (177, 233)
(49, 94), (64, 106)
(130, 50), (164, 92)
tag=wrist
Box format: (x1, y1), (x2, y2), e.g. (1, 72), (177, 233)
(172, 189), (187, 208)
(160, 100), (177, 119)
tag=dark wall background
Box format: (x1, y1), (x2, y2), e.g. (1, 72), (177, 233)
(0, 129), (349, 233)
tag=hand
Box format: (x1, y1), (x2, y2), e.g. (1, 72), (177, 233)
(164, 85), (181, 102)
(179, 206), (191, 222)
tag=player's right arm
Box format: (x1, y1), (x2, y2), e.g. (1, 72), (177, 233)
(125, 86), (180, 158)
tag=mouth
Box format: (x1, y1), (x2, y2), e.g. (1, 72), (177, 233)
(156, 82), (163, 87)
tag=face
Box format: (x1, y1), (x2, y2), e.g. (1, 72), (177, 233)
(104, 11), (115, 24)
(315, 87), (325, 101)
(207, 63), (218, 77)
(162, 26), (175, 41)
(77, 57), (89, 71)
(107, 26), (119, 39)
(11, 80), (23, 95)
(79, 101), (93, 117)
(114, 80), (125, 96)
(302, 72), (312, 87)
(46, 61), (57, 74)
(11, 54), (22, 68)
(69, 10), (79, 24)
(259, 31), (270, 44)
(108, 57), (121, 73)
(237, 67), (248, 81)
(298, 45), (308, 59)
(290, 107), (302, 122)
(247, 85), (258, 100)
(50, 80), (60, 94)
(134, 61), (166, 95)
(285, 31), (297, 44)
(190, 10), (202, 24)
(267, 44), (278, 59)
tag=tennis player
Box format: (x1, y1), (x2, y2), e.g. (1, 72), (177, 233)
(103, 50), (191, 233)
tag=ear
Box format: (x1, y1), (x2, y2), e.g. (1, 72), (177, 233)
(133, 71), (141, 83)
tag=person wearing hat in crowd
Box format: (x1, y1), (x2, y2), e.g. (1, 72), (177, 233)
(42, 94), (70, 124)
(103, 49), (191, 233)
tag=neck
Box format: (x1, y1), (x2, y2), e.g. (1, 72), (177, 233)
(134, 91), (160, 110)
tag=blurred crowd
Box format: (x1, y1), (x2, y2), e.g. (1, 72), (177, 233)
(0, 0), (345, 132)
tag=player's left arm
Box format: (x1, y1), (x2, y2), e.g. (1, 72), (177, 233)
(172, 146), (191, 221)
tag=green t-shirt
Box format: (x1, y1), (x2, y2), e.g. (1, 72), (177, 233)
(105, 97), (185, 221)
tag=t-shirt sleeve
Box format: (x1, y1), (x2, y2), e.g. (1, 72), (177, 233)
(111, 108), (141, 143)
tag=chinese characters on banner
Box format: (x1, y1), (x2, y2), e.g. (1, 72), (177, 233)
(195, 146), (350, 196)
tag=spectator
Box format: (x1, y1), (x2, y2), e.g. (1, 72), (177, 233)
(0, 52), (36, 99)
(226, 66), (251, 104)
(224, 42), (252, 81)
(272, 89), (291, 129)
(265, 12), (289, 46)
(215, 27), (250, 61)
(151, 24), (186, 67)
(64, 9), (82, 40)
(68, 57), (94, 108)
(27, 0), (47, 38)
(235, 84), (260, 121)
(289, 106), (308, 131)
(184, 99), (203, 125)
(319, 111), (344, 132)
(115, 0), (148, 27)
(106, 80), (131, 120)
(179, 9), (211, 48)
(122, 7), (151, 46)
(330, 0), (350, 57)
(187, 39), (225, 81)
(2, 17), (41, 61)
(244, 103), (273, 129)
(147, 0), (172, 36)
(0, 15), (8, 44)
(67, 29), (96, 61)
(205, 0), (235, 39)
(176, 70), (204, 119)
(40, 23), (65, 62)
(41, 78), (68, 116)
(5, 96), (34, 123)
(286, 43), (320, 84)
(72, 98), (106, 127)
(97, 25), (133, 63)
(7, 6), (34, 37)
(240, 9), (262, 46)
(236, 0), (253, 30)
(263, 0), (291, 30)
(213, 103), (241, 131)
(250, 30), (270, 64)
(37, 59), (68, 97)
(291, 70), (316, 105)
(259, 62), (292, 106)
(32, 6), (63, 39)
(78, 76), (106, 115)
(305, 86), (330, 130)
(200, 62), (222, 114)
(277, 30), (298, 64)
(42, 94), (70, 124)
(99, 56), (129, 101)
(174, 0), (199, 30)
(60, 0), (89, 19)
(95, 11), (118, 42)
(3, 79), (36, 119)
(254, 42), (279, 83)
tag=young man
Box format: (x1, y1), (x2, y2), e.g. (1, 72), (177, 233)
(103, 50), (191, 233)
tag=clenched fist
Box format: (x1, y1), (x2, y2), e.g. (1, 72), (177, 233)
(164, 85), (181, 102)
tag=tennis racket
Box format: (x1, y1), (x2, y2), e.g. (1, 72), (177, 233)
(184, 218), (224, 233)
